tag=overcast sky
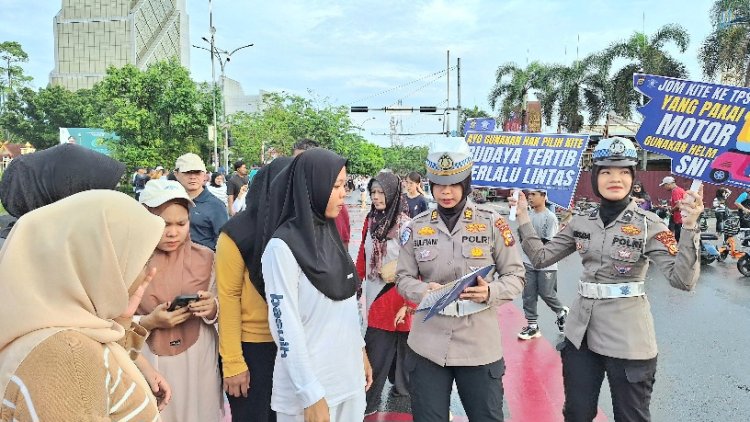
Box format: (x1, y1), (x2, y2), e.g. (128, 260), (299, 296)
(0, 0), (715, 146)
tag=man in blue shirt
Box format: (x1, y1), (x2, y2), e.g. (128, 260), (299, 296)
(174, 153), (228, 250)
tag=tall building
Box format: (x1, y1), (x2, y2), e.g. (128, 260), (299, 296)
(49, 0), (190, 91)
(222, 77), (266, 115)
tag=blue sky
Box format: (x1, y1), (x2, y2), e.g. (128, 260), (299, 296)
(0, 0), (715, 146)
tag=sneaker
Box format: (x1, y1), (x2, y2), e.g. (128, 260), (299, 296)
(518, 325), (541, 340)
(556, 306), (570, 333)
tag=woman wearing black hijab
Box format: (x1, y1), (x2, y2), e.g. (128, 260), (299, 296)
(217, 157), (292, 422)
(261, 148), (372, 422)
(512, 137), (703, 421)
(0, 143), (126, 247)
(396, 138), (525, 421)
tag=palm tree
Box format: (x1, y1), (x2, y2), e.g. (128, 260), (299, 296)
(602, 24), (690, 118)
(700, 0), (750, 86)
(538, 54), (613, 133)
(487, 61), (552, 131)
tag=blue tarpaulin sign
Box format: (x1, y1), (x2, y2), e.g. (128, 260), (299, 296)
(465, 131), (590, 208)
(464, 118), (495, 134)
(633, 73), (750, 189)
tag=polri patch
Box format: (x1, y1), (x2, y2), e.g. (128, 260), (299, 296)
(464, 208), (474, 220)
(470, 247), (484, 257)
(418, 226), (436, 236)
(495, 217), (515, 246)
(654, 231), (679, 256)
(400, 227), (412, 245)
(613, 263), (632, 275)
(621, 224), (641, 235)
(465, 223), (487, 233)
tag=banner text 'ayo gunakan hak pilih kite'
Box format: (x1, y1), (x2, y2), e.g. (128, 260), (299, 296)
(465, 131), (589, 208)
(633, 73), (750, 189)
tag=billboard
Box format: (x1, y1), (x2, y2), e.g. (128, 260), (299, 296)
(465, 131), (590, 208)
(59, 128), (119, 156)
(633, 73), (750, 189)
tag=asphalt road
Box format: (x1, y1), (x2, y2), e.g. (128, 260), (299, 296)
(349, 191), (750, 421)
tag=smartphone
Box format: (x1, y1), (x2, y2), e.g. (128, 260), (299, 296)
(167, 294), (200, 312)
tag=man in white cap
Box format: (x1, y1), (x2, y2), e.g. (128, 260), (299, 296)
(659, 176), (685, 240)
(174, 153), (228, 250)
(517, 188), (568, 341)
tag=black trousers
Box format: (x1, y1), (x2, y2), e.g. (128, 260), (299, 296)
(364, 327), (410, 413)
(223, 341), (277, 422)
(406, 347), (505, 422)
(560, 337), (657, 422)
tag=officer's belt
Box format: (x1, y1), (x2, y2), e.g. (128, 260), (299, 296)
(439, 299), (490, 317)
(578, 281), (645, 299)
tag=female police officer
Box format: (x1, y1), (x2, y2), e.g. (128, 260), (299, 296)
(396, 138), (525, 421)
(511, 137), (702, 422)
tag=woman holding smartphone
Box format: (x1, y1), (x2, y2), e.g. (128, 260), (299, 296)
(136, 179), (223, 422)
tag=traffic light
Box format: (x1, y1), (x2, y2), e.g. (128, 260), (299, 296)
(227, 130), (235, 147)
(351, 106), (369, 112)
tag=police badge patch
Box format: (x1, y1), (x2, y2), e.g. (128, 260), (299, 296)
(465, 223), (487, 233)
(417, 226), (436, 236)
(470, 247), (484, 257)
(463, 208), (473, 220)
(400, 227), (412, 246)
(621, 225), (641, 235)
(438, 153), (454, 170)
(654, 231), (679, 256)
(494, 217), (515, 246)
(430, 210), (439, 222)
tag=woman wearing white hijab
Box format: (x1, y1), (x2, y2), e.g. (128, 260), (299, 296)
(0, 190), (165, 421)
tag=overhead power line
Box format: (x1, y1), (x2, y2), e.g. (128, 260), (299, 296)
(348, 66), (457, 106)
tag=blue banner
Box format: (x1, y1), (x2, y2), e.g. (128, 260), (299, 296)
(465, 131), (590, 208)
(59, 128), (119, 156)
(464, 118), (495, 134)
(633, 73), (750, 188)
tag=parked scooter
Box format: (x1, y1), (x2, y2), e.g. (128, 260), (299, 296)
(699, 214), (721, 265)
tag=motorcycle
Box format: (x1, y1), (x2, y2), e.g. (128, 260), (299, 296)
(699, 214), (721, 265)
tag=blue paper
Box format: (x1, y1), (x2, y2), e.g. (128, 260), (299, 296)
(633, 73), (750, 189)
(423, 264), (495, 322)
(465, 131), (590, 208)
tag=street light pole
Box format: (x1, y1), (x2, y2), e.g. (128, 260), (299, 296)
(208, 0), (218, 170)
(193, 41), (253, 171)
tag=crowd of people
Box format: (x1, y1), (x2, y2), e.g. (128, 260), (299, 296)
(0, 135), (705, 422)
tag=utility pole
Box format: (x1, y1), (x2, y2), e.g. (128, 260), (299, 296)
(194, 39), (253, 171)
(208, 0), (218, 170)
(456, 57), (462, 136)
(446, 50), (450, 136)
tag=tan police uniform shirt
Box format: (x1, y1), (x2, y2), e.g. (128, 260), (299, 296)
(518, 200), (700, 360)
(396, 202), (525, 366)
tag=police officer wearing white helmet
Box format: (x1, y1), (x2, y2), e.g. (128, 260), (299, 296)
(396, 138), (525, 421)
(511, 137), (703, 421)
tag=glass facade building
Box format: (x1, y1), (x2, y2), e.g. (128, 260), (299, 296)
(50, 0), (189, 91)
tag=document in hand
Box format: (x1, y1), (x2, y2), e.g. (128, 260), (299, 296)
(418, 264), (495, 322)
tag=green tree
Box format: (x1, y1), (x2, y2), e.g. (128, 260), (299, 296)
(487, 61), (552, 129)
(0, 85), (92, 149)
(230, 92), (383, 174)
(602, 24), (690, 118)
(381, 145), (428, 175)
(0, 42), (31, 101)
(87, 59), (215, 169)
(539, 55), (612, 132)
(700, 0), (750, 86)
